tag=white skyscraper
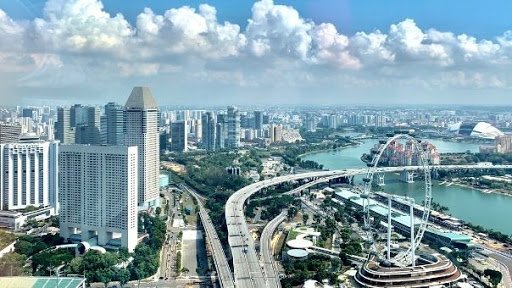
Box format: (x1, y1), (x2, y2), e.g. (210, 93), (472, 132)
(124, 87), (159, 207)
(59, 145), (138, 252)
(227, 106), (241, 148)
(0, 140), (59, 214)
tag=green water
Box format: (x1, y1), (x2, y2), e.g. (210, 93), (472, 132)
(302, 138), (512, 235)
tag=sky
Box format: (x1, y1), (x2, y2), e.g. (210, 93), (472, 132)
(0, 0), (511, 106)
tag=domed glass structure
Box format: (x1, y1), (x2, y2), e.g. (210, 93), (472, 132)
(448, 121), (503, 139)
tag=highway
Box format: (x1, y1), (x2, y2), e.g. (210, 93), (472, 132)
(260, 211), (287, 288)
(226, 164), (512, 288)
(180, 184), (236, 288)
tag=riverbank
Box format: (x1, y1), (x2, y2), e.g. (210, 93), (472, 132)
(444, 179), (512, 197)
(297, 141), (361, 159)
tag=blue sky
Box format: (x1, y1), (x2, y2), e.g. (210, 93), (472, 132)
(3, 0), (511, 39)
(0, 0), (511, 105)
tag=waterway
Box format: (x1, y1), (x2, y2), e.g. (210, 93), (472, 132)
(302, 137), (512, 235)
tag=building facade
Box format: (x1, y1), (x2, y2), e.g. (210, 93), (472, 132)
(59, 145), (138, 252)
(0, 124), (22, 144)
(55, 108), (75, 144)
(124, 87), (159, 207)
(227, 106), (241, 148)
(254, 110), (263, 130)
(0, 141), (59, 213)
(105, 102), (125, 145)
(170, 121), (188, 152)
(201, 112), (216, 151)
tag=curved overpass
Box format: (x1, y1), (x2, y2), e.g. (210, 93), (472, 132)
(260, 211), (287, 288)
(226, 164), (512, 288)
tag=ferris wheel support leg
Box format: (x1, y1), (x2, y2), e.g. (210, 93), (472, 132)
(387, 197), (392, 261)
(410, 200), (415, 267)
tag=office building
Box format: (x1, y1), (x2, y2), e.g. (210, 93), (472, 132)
(216, 113), (227, 149)
(59, 145), (138, 252)
(201, 112), (216, 151)
(124, 87), (159, 207)
(105, 102), (125, 145)
(305, 112), (317, 132)
(75, 106), (100, 145)
(270, 124), (283, 143)
(22, 108), (34, 118)
(254, 110), (263, 130)
(0, 140), (59, 213)
(170, 121), (188, 152)
(55, 108), (75, 144)
(0, 123), (21, 144)
(227, 106), (241, 148)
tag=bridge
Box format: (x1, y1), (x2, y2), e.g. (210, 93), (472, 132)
(260, 211), (287, 288)
(225, 164), (512, 288)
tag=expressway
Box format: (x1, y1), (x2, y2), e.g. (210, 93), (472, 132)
(180, 184), (235, 288)
(226, 164), (512, 288)
(260, 211), (287, 288)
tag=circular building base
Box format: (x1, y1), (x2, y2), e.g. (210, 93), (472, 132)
(355, 253), (462, 288)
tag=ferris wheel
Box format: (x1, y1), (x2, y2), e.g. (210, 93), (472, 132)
(361, 132), (432, 266)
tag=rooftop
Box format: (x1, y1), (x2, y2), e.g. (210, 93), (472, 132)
(0, 277), (85, 288)
(125, 86), (158, 110)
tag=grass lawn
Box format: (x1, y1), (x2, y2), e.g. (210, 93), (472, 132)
(0, 229), (17, 250)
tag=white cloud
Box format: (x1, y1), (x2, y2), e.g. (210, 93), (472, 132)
(1, 0), (512, 104)
(32, 0), (132, 52)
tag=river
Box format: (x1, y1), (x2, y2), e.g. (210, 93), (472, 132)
(302, 137), (512, 235)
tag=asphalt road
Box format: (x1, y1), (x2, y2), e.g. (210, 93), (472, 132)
(225, 164), (512, 288)
(260, 212), (287, 288)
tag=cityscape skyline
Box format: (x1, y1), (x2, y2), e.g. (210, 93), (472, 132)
(0, 0), (512, 106)
(1, 1), (512, 287)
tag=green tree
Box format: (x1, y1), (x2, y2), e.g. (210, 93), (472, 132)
(302, 213), (309, 225)
(130, 244), (158, 283)
(155, 207), (162, 216)
(118, 247), (130, 262)
(484, 269), (502, 287)
(116, 268), (131, 287)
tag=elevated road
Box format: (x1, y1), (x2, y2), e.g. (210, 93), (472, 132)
(226, 164), (512, 288)
(180, 184), (235, 288)
(260, 211), (287, 288)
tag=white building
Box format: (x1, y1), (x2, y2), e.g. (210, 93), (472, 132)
(124, 87), (159, 208)
(59, 145), (138, 252)
(0, 140), (59, 214)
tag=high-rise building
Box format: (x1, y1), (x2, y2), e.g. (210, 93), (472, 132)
(22, 108), (34, 118)
(124, 87), (159, 207)
(270, 124), (283, 143)
(216, 113), (227, 149)
(75, 106), (100, 145)
(55, 108), (75, 144)
(227, 106), (241, 148)
(305, 112), (317, 132)
(105, 102), (125, 145)
(0, 123), (21, 144)
(0, 140), (59, 213)
(201, 112), (216, 151)
(254, 110), (263, 130)
(170, 121), (188, 152)
(59, 145), (138, 252)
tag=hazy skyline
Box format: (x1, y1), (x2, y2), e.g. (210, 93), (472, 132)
(0, 0), (511, 106)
